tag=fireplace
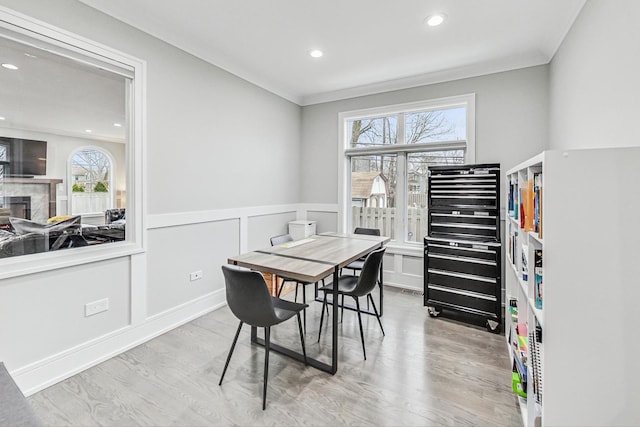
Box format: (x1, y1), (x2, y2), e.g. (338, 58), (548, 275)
(0, 196), (31, 231)
(0, 196), (32, 219)
(2, 178), (62, 223)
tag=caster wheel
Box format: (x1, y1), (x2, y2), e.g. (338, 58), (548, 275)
(486, 319), (500, 333)
(427, 306), (441, 317)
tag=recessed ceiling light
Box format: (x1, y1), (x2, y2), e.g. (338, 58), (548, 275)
(0, 116), (5, 121)
(113, 123), (122, 127)
(425, 13), (447, 27)
(1, 63), (19, 70)
(85, 129), (92, 133)
(309, 49), (323, 58)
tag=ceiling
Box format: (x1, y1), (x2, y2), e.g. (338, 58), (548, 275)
(0, 35), (127, 141)
(0, 0), (585, 142)
(80, 0), (585, 106)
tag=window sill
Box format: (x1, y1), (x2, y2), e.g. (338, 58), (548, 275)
(384, 242), (424, 257)
(0, 241), (144, 280)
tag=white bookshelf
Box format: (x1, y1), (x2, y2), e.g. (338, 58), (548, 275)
(504, 147), (640, 426)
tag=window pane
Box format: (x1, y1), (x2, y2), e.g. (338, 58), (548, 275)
(351, 154), (397, 240)
(71, 149), (113, 215)
(406, 150), (465, 242)
(348, 116), (398, 148)
(0, 31), (129, 259)
(405, 107), (466, 143)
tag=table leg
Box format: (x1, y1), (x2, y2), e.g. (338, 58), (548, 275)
(379, 254), (384, 317)
(331, 265), (339, 374)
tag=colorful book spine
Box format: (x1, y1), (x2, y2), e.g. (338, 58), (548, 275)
(534, 249), (543, 309)
(524, 178), (534, 232)
(533, 173), (542, 236)
(521, 244), (528, 282)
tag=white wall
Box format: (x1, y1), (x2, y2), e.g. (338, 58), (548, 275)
(301, 65), (550, 205)
(0, 0), (302, 394)
(549, 0), (640, 150)
(300, 65), (550, 289)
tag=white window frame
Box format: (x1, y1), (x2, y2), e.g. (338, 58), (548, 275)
(337, 94), (476, 249)
(0, 6), (146, 279)
(68, 146), (117, 217)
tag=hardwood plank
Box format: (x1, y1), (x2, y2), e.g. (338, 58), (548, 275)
(28, 288), (522, 426)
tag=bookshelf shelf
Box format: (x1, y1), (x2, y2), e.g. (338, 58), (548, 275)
(528, 232), (543, 245)
(504, 147), (640, 426)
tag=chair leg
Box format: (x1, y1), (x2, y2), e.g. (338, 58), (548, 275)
(296, 312), (307, 364)
(354, 297), (366, 360)
(318, 292), (328, 342)
(263, 326), (270, 410)
(340, 294), (345, 322)
(219, 321), (243, 386)
(368, 293), (385, 336)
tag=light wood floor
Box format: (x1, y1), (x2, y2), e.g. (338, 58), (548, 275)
(28, 287), (523, 426)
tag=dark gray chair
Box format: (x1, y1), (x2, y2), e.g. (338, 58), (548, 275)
(317, 247), (386, 360)
(343, 227), (381, 275)
(270, 233), (325, 332)
(219, 265), (308, 410)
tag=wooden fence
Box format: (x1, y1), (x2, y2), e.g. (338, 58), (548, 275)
(351, 206), (428, 242)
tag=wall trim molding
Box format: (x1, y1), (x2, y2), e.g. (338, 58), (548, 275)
(147, 203), (339, 230)
(11, 289), (226, 396)
(147, 204), (301, 229)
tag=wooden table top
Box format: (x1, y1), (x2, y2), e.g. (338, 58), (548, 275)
(228, 233), (389, 283)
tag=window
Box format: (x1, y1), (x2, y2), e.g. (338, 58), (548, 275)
(70, 148), (115, 215)
(0, 10), (144, 276)
(340, 95), (475, 245)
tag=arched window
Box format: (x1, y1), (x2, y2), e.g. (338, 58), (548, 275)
(70, 148), (114, 215)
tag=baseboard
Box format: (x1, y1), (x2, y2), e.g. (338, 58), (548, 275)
(12, 289), (227, 396)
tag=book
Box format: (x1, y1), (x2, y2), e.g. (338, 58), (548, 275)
(519, 187), (525, 227)
(521, 244), (528, 282)
(534, 249), (543, 309)
(524, 178), (535, 232)
(533, 173), (543, 237)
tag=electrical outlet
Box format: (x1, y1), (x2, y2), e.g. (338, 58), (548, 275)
(85, 298), (109, 317)
(190, 270), (203, 281)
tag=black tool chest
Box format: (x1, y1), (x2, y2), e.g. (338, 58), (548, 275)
(424, 163), (502, 332)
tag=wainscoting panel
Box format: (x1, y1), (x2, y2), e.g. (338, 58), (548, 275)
(145, 218), (239, 317)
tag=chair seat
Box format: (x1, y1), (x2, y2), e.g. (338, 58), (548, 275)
(318, 275), (359, 296)
(278, 275), (312, 285)
(272, 297), (308, 321)
(344, 259), (365, 271)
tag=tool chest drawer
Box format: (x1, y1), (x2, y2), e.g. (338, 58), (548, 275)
(428, 210), (499, 241)
(425, 238), (500, 278)
(426, 268), (496, 295)
(426, 285), (498, 317)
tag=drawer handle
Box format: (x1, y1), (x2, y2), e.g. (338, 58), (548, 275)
(424, 237), (501, 247)
(427, 284), (497, 301)
(428, 253), (496, 266)
(430, 179), (496, 184)
(431, 222), (496, 230)
(428, 268), (496, 283)
(427, 243), (496, 255)
(431, 195), (496, 199)
(431, 213), (497, 219)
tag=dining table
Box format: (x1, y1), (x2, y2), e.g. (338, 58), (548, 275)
(227, 231), (389, 374)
